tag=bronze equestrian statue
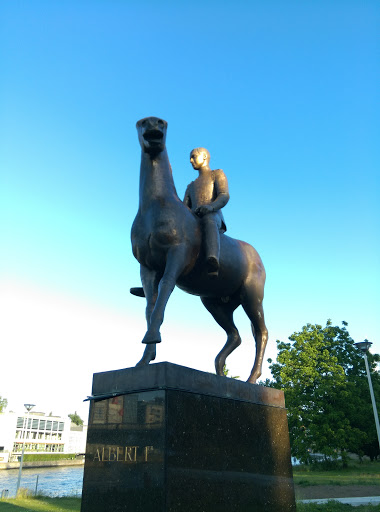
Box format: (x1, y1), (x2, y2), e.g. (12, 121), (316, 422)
(131, 116), (268, 384)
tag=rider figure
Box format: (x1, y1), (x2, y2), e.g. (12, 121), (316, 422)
(183, 148), (230, 278)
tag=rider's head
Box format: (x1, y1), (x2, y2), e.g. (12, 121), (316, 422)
(190, 148), (210, 170)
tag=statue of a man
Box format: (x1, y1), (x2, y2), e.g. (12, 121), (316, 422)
(183, 148), (230, 277)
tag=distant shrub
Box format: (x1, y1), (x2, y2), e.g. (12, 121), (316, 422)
(16, 487), (34, 498)
(309, 459), (342, 471)
(24, 453), (77, 462)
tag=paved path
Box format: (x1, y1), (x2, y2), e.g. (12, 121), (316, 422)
(295, 484), (380, 500)
(296, 485), (380, 507)
(300, 496), (380, 506)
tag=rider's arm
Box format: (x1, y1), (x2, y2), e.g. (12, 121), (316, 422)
(210, 169), (230, 212)
(183, 184), (192, 209)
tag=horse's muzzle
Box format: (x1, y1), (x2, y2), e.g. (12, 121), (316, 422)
(143, 129), (164, 142)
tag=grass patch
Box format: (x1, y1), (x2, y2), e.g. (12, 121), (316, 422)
(293, 461), (380, 486)
(0, 497), (81, 511)
(0, 497), (378, 512)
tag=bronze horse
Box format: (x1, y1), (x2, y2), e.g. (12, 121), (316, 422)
(131, 117), (268, 383)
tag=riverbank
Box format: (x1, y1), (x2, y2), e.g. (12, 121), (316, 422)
(0, 460), (84, 470)
(0, 465), (84, 498)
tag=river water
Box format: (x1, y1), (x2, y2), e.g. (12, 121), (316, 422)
(0, 466), (84, 497)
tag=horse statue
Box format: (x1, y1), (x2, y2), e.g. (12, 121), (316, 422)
(131, 116), (268, 384)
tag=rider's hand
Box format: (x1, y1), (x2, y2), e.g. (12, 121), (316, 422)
(195, 205), (214, 217)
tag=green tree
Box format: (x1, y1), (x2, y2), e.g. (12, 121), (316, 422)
(0, 396), (7, 412)
(269, 320), (380, 464)
(222, 365), (240, 379)
(68, 412), (84, 426)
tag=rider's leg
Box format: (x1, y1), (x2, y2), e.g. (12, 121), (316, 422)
(202, 214), (220, 277)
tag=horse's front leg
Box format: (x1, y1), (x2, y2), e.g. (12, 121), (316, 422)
(136, 265), (161, 366)
(142, 245), (188, 345)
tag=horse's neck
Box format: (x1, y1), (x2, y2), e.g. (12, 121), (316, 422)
(139, 150), (179, 209)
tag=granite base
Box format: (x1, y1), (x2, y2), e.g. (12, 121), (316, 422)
(81, 362), (296, 512)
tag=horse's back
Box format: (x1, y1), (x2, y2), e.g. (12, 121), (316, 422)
(176, 233), (264, 298)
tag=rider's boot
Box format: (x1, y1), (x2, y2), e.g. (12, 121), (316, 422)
(207, 255), (219, 278)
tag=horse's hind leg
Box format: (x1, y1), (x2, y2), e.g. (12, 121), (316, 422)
(201, 296), (241, 377)
(241, 281), (268, 384)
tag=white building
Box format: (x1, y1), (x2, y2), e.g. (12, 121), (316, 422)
(65, 423), (88, 454)
(0, 411), (87, 463)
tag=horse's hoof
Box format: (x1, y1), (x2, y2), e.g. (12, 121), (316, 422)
(130, 287), (145, 298)
(136, 345), (156, 366)
(135, 358), (149, 367)
(215, 356), (225, 377)
(142, 331), (161, 344)
(136, 355), (156, 366)
(247, 371), (261, 384)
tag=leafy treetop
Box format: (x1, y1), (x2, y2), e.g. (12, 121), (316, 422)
(0, 396), (7, 413)
(268, 320), (380, 464)
(68, 412), (84, 426)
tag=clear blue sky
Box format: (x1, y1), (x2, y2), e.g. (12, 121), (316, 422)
(1, 1), (379, 418)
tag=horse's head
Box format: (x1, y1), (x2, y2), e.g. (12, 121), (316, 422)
(136, 117), (168, 156)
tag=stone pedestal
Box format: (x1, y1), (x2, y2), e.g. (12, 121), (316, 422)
(81, 362), (296, 512)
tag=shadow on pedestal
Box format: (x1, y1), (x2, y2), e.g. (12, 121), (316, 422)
(81, 362), (296, 512)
